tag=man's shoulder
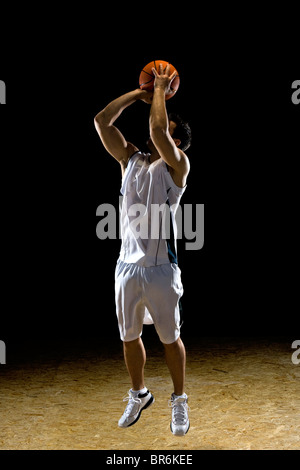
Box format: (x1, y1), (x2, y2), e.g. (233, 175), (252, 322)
(129, 150), (149, 162)
(122, 150), (147, 177)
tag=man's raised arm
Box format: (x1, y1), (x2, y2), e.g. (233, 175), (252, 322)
(149, 64), (189, 183)
(94, 89), (152, 170)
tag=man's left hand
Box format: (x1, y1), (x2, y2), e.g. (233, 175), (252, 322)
(152, 63), (177, 95)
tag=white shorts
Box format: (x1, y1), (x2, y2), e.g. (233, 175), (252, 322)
(115, 259), (183, 344)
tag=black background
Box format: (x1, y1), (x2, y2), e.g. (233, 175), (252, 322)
(0, 13), (299, 349)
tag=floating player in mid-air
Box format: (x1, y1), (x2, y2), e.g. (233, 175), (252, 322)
(94, 63), (192, 435)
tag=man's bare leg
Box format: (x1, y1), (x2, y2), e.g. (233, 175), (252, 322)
(119, 337), (154, 428)
(123, 337), (146, 391)
(163, 337), (186, 396)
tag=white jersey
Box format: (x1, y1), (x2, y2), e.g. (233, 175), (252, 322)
(119, 151), (186, 267)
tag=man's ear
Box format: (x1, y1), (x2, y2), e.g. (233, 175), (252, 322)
(174, 138), (181, 148)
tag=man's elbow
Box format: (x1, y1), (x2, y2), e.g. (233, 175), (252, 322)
(94, 110), (107, 128)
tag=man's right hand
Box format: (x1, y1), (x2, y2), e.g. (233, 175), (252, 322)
(137, 89), (154, 104)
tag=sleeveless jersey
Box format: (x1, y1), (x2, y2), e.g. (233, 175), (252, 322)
(119, 151), (186, 267)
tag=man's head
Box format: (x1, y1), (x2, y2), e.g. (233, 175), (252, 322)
(147, 113), (192, 153)
(168, 113), (192, 152)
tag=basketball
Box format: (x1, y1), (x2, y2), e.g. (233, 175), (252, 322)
(139, 60), (180, 100)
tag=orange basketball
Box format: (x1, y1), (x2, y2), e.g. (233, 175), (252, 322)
(139, 60), (180, 100)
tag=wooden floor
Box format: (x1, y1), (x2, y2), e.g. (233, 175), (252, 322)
(0, 335), (299, 450)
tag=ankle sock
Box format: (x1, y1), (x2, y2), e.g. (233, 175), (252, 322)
(173, 393), (187, 399)
(131, 386), (148, 396)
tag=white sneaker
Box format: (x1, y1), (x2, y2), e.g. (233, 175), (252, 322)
(169, 393), (190, 436)
(118, 389), (155, 428)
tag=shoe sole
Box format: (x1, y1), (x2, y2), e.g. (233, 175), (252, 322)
(119, 394), (155, 428)
(170, 420), (190, 436)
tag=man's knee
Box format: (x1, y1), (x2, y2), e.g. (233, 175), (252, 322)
(162, 336), (182, 348)
(123, 337), (143, 349)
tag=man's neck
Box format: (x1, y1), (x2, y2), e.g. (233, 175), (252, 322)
(149, 150), (161, 164)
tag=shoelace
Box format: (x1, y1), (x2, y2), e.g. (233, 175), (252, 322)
(123, 391), (142, 418)
(168, 397), (190, 425)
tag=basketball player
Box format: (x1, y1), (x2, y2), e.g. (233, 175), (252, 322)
(94, 64), (191, 436)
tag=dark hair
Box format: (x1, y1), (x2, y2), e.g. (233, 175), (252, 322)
(169, 113), (192, 152)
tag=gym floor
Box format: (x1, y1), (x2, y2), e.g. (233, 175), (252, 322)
(0, 334), (299, 450)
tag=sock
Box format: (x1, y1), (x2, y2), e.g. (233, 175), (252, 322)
(173, 393), (187, 399)
(131, 386), (148, 396)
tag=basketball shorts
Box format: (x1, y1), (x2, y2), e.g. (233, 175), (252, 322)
(115, 259), (184, 344)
